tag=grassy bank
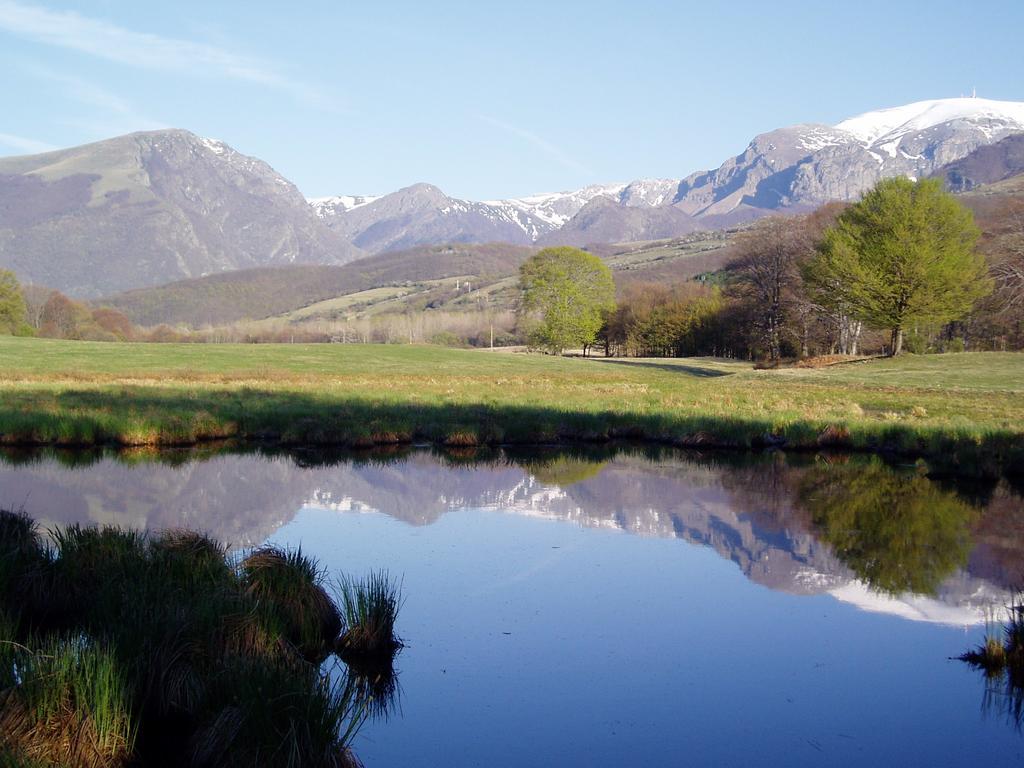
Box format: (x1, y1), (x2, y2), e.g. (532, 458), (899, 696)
(1, 337), (1023, 477)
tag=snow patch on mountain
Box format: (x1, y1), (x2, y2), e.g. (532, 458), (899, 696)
(199, 137), (229, 156)
(310, 194), (381, 218)
(796, 125), (853, 153)
(488, 182), (629, 233)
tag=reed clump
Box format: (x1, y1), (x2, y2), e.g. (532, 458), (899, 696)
(0, 510), (395, 768)
(335, 571), (404, 662)
(240, 546), (342, 663)
(960, 596), (1024, 728)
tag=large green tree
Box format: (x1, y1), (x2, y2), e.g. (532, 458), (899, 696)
(0, 270), (29, 335)
(804, 177), (990, 355)
(518, 246), (616, 355)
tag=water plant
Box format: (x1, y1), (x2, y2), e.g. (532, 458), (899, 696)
(960, 596), (1024, 729)
(240, 546), (342, 663)
(336, 571), (404, 661)
(342, 659), (402, 723)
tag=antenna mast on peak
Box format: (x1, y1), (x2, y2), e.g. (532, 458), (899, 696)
(972, 86), (977, 98)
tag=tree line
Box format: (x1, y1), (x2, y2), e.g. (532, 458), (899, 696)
(520, 177), (1023, 358)
(0, 273), (521, 347)
(0, 276), (138, 341)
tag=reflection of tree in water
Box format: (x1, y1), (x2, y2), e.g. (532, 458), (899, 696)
(798, 458), (977, 595)
(526, 456), (608, 487)
(966, 483), (1024, 588)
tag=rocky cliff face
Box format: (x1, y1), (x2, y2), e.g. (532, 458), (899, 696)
(933, 133), (1024, 192)
(0, 129), (361, 296)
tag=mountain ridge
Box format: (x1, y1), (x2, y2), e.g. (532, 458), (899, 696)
(2, 97), (1024, 296)
(318, 97), (1024, 249)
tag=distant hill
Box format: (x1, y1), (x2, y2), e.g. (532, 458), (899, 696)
(0, 130), (361, 297)
(102, 231), (739, 328)
(537, 196), (701, 247)
(103, 243), (533, 327)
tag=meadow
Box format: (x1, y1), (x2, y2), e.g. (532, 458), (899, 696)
(1, 337), (1023, 477)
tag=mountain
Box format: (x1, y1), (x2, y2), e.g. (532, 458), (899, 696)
(0, 129), (362, 297)
(933, 133), (1024, 192)
(311, 182), (638, 254)
(671, 97), (1024, 226)
(318, 97), (1024, 247)
(102, 231), (740, 328)
(3, 98), (1021, 297)
(312, 180), (690, 254)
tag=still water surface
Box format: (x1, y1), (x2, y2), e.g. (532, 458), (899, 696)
(2, 446), (1022, 766)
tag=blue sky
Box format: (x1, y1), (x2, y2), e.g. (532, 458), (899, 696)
(1, 0), (1022, 200)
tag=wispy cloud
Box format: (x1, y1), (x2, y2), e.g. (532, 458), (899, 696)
(479, 115), (595, 176)
(0, 1), (332, 107)
(0, 131), (56, 154)
(23, 64), (166, 134)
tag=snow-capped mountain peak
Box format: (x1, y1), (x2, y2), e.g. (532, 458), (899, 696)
(834, 97), (1024, 146)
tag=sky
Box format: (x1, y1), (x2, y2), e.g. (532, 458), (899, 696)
(1, 0), (1023, 201)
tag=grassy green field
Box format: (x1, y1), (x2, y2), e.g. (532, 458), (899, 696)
(1, 337), (1022, 477)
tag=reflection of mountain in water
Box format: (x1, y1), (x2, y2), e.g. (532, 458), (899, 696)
(1, 448), (1019, 625)
(0, 452), (314, 546)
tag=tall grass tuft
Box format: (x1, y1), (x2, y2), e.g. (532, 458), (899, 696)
(149, 529), (234, 594)
(240, 546), (342, 663)
(336, 571), (404, 661)
(0, 636), (137, 768)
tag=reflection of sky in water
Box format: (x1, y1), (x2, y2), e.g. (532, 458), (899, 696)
(309, 486), (1003, 628)
(3, 448), (1023, 764)
(277, 507), (1021, 767)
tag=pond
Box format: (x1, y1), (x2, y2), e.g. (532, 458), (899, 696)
(2, 445), (1022, 766)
